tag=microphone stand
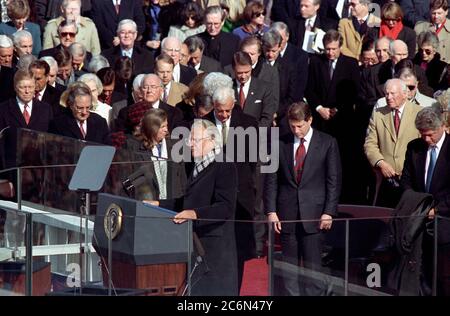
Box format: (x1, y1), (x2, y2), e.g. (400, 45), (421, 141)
(181, 232), (209, 296)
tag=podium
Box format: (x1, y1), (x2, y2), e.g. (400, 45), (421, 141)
(93, 193), (192, 296)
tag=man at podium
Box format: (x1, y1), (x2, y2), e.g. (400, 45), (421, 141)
(146, 119), (239, 296)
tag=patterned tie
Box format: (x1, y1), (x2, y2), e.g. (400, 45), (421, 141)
(294, 138), (306, 183)
(23, 103), (30, 125)
(425, 146), (437, 192)
(79, 121), (86, 139)
(35, 91), (40, 100)
(394, 109), (400, 136)
(162, 86), (168, 103)
(239, 85), (246, 109)
(306, 19), (313, 32)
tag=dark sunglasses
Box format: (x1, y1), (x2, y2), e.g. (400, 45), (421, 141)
(421, 48), (434, 55)
(60, 32), (76, 38)
(407, 85), (416, 91)
(253, 10), (266, 18)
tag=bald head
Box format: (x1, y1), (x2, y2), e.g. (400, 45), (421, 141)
(390, 40), (408, 65)
(375, 37), (391, 63)
(162, 37), (182, 65)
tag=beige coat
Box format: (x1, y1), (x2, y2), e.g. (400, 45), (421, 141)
(164, 81), (189, 107)
(43, 16), (101, 55)
(338, 14), (381, 60)
(364, 101), (422, 174)
(415, 20), (450, 64)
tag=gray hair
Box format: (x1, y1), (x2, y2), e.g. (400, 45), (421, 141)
(141, 73), (163, 88)
(68, 42), (86, 58)
(415, 105), (445, 131)
(40, 56), (58, 70)
(17, 54), (37, 70)
(12, 30), (32, 47)
(270, 21), (290, 37)
(161, 36), (181, 51)
(389, 39), (408, 56)
(204, 5), (226, 21)
(0, 34), (13, 48)
(78, 73), (103, 94)
(133, 74), (145, 91)
(117, 19), (137, 34)
(212, 86), (235, 105)
(87, 55), (110, 73)
(203, 72), (233, 97)
(61, 0), (81, 9)
(184, 36), (205, 53)
(191, 118), (222, 149)
(385, 78), (408, 93)
(261, 29), (282, 48)
(417, 31), (440, 50)
(375, 36), (392, 49)
(359, 0), (372, 6)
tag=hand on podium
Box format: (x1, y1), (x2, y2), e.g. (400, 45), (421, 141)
(173, 210), (197, 224)
(0, 180), (14, 198)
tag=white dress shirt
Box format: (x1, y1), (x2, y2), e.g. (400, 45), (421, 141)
(293, 127), (313, 163)
(424, 130), (445, 185)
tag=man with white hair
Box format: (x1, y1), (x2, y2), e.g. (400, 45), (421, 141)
(42, 0), (101, 54)
(39, 56), (62, 89)
(0, 34), (14, 67)
(364, 78), (423, 206)
(115, 74), (182, 134)
(205, 85), (258, 292)
(161, 36), (197, 86)
(12, 30), (33, 59)
(0, 35), (15, 102)
(101, 19), (154, 77)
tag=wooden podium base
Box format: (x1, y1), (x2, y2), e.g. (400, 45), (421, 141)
(101, 260), (186, 296)
(0, 261), (51, 296)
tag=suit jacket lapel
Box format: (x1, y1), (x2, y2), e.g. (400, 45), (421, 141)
(9, 99), (27, 127)
(283, 135), (296, 185)
(245, 78), (257, 108)
(299, 131), (320, 188)
(380, 108), (396, 142)
(69, 115), (84, 139)
(430, 133), (449, 192)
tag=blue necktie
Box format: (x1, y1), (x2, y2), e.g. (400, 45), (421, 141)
(156, 143), (162, 158)
(425, 146), (437, 192)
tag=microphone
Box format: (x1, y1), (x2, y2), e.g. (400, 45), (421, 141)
(122, 166), (147, 197)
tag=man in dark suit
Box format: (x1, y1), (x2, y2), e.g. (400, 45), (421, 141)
(197, 5), (240, 68)
(101, 19), (154, 77)
(288, 0), (338, 51)
(0, 65), (15, 103)
(91, 0), (146, 50)
(0, 69), (53, 169)
(271, 0), (301, 23)
(306, 29), (362, 203)
(29, 60), (64, 116)
(48, 84), (111, 145)
(184, 35), (223, 74)
(205, 85), (259, 292)
(232, 52), (277, 128)
(401, 106), (450, 296)
(156, 119), (239, 296)
(264, 102), (342, 295)
(161, 37), (197, 86)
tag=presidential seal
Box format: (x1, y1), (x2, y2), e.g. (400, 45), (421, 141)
(104, 203), (123, 240)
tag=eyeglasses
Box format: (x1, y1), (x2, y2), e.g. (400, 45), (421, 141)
(407, 85), (416, 91)
(253, 10), (266, 18)
(60, 32), (76, 38)
(185, 137), (210, 146)
(421, 48), (434, 55)
(74, 106), (91, 113)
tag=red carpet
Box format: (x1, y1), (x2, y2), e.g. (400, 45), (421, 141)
(240, 257), (269, 296)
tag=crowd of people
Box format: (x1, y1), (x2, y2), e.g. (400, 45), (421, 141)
(0, 0), (449, 296)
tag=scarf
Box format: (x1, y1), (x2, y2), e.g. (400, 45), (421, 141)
(379, 20), (404, 40)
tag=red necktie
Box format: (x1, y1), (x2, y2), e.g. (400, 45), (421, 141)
(239, 85), (246, 109)
(294, 139), (306, 183)
(394, 109), (400, 136)
(114, 0), (120, 14)
(79, 122), (86, 139)
(23, 104), (30, 125)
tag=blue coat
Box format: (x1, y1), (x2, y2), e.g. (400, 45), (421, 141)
(0, 21), (42, 56)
